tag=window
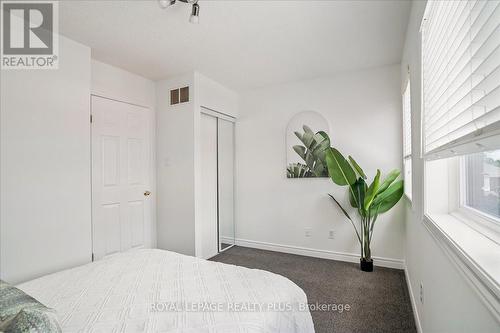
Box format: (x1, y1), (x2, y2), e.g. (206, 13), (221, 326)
(421, 0), (500, 159)
(463, 149), (500, 220)
(421, 0), (500, 236)
(421, 0), (500, 230)
(421, 0), (500, 316)
(402, 80), (412, 200)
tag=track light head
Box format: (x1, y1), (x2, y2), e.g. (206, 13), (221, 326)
(159, 0), (200, 23)
(189, 3), (200, 24)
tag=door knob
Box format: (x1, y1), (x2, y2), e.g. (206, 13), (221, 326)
(144, 191), (151, 196)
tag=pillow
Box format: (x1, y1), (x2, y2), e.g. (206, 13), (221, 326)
(0, 280), (61, 333)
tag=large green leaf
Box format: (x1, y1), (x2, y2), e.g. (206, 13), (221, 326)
(303, 125), (314, 134)
(376, 169), (400, 195)
(364, 169), (381, 211)
(292, 126), (331, 178)
(313, 163), (325, 177)
(349, 178), (367, 209)
(326, 148), (356, 186)
(312, 133), (330, 156)
(348, 156), (367, 179)
(287, 163), (311, 178)
(328, 194), (361, 244)
(316, 131), (330, 144)
(372, 180), (404, 213)
(312, 134), (329, 166)
(302, 126), (314, 148)
(313, 131), (330, 148)
(293, 145), (306, 160)
(305, 151), (315, 168)
(328, 194), (352, 221)
(311, 131), (330, 176)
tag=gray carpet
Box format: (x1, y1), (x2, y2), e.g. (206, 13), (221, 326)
(210, 246), (416, 333)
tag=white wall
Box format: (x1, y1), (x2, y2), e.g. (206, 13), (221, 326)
(235, 64), (405, 266)
(156, 73), (197, 255)
(91, 60), (155, 108)
(91, 60), (157, 248)
(401, 1), (499, 332)
(0, 36), (92, 284)
(156, 72), (238, 257)
(0, 43), (159, 284)
(195, 73), (239, 117)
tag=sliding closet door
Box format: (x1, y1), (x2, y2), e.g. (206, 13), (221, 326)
(200, 114), (219, 259)
(217, 118), (235, 251)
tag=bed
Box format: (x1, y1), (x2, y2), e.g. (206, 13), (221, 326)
(17, 249), (315, 333)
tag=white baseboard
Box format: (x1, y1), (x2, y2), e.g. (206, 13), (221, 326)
(232, 238), (405, 269)
(404, 266), (423, 333)
(219, 236), (234, 244)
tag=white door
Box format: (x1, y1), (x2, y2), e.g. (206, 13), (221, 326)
(217, 118), (235, 251)
(91, 96), (151, 260)
(200, 113), (219, 259)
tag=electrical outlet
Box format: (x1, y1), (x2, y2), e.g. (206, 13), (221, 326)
(304, 228), (312, 237)
(328, 230), (335, 239)
(419, 282), (424, 304)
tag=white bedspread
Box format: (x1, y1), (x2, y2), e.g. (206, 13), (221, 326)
(18, 249), (315, 333)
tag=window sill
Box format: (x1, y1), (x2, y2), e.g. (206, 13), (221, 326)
(423, 213), (500, 322)
(453, 208), (500, 246)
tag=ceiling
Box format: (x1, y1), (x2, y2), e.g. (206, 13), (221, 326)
(59, 0), (411, 91)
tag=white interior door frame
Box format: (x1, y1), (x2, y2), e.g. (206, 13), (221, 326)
(201, 106), (236, 123)
(91, 94), (155, 260)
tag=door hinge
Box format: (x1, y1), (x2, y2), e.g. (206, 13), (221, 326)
(90, 114), (93, 123)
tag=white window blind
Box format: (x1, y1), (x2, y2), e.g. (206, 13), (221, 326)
(422, 0), (500, 159)
(403, 80), (412, 199)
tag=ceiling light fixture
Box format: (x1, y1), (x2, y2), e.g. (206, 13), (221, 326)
(159, 0), (200, 24)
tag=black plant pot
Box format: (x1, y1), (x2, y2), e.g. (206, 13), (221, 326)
(360, 258), (373, 272)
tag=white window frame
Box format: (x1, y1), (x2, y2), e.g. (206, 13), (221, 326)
(423, 154), (500, 321)
(455, 153), (500, 243)
(402, 76), (412, 202)
(423, 148), (500, 243)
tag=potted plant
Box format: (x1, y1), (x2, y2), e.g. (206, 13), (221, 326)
(325, 147), (404, 272)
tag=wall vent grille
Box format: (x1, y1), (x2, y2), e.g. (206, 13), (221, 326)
(170, 86), (189, 105)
